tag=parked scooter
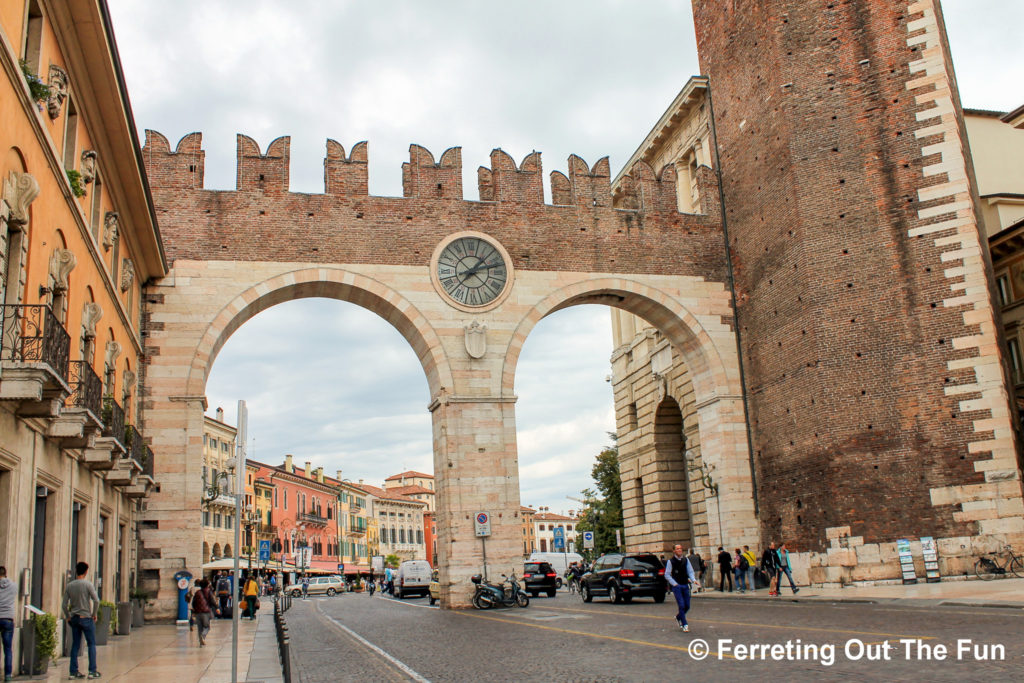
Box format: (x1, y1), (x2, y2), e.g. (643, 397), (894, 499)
(471, 572), (530, 609)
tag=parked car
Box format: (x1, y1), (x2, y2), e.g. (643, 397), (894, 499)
(429, 569), (440, 605)
(523, 561), (559, 597)
(395, 560), (432, 599)
(579, 553), (666, 604)
(528, 552), (584, 580)
(290, 575), (345, 597)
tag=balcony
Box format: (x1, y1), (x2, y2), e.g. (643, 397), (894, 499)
(83, 396), (126, 470)
(48, 360), (104, 448)
(297, 512), (328, 526)
(0, 304), (71, 416)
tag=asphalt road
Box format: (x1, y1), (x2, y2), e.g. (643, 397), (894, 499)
(284, 589), (1023, 682)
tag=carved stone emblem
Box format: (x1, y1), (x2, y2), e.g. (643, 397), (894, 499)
(123, 369), (137, 395)
(82, 302), (103, 339)
(652, 371), (668, 403)
(47, 64), (68, 119)
(2, 170), (40, 228)
(103, 211), (119, 250)
(121, 258), (135, 292)
(80, 150), (97, 186)
(464, 320), (487, 359)
(48, 248), (77, 292)
(105, 340), (122, 368)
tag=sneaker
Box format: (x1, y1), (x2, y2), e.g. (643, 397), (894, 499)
(794, 588), (800, 594)
(682, 624), (690, 633)
(70, 674), (86, 680)
(89, 672), (102, 679)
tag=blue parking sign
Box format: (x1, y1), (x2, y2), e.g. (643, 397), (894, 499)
(258, 539), (271, 562)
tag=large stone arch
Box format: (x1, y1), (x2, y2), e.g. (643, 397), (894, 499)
(500, 276), (756, 553)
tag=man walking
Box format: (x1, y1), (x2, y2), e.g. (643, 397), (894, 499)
(191, 579), (214, 647)
(686, 549), (704, 593)
(742, 545), (758, 592)
(300, 574), (310, 600)
(716, 547), (733, 592)
(216, 572), (232, 618)
(665, 544), (699, 632)
(777, 542), (800, 594)
(62, 561), (100, 679)
(761, 541), (781, 596)
(0, 566), (15, 682)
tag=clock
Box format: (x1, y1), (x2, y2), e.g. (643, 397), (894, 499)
(432, 233), (512, 309)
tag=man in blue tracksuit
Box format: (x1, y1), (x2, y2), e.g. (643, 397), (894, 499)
(665, 544), (699, 632)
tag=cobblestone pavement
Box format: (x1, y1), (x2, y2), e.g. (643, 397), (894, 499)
(285, 589), (1024, 682)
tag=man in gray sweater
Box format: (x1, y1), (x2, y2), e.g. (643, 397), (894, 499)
(0, 566), (16, 682)
(62, 562), (100, 679)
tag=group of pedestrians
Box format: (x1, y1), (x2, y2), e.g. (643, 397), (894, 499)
(715, 541), (799, 595)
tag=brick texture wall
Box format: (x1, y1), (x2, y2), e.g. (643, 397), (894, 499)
(693, 0), (1021, 551)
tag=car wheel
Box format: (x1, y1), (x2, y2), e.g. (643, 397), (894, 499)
(608, 583), (620, 604)
(581, 584), (593, 603)
(547, 589), (556, 598)
(556, 578), (563, 589)
(653, 591), (666, 604)
(291, 589), (301, 597)
(326, 588), (336, 596)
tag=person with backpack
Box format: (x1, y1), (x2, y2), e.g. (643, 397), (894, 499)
(215, 572), (232, 618)
(733, 548), (748, 593)
(191, 578), (215, 647)
(742, 545), (758, 592)
(761, 541), (781, 596)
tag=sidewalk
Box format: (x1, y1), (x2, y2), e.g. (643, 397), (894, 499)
(30, 613), (276, 683)
(695, 576), (1024, 609)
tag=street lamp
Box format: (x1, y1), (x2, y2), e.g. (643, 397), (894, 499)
(202, 458), (236, 507)
(241, 506), (259, 572)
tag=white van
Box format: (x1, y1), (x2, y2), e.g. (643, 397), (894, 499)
(395, 560), (432, 599)
(528, 552), (583, 577)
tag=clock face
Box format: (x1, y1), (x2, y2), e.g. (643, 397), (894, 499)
(436, 236), (509, 307)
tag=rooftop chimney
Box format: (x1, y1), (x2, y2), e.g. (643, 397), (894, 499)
(284, 454), (294, 473)
(215, 407), (224, 421)
(305, 461), (312, 478)
(359, 479), (364, 485)
(316, 467), (324, 483)
(336, 470), (343, 482)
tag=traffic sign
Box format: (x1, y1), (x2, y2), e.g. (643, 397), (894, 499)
(474, 511), (491, 537)
(582, 531), (595, 549)
(258, 539), (271, 562)
(552, 526), (565, 550)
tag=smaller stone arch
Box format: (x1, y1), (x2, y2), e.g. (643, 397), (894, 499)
(223, 543), (232, 558)
(202, 541), (210, 564)
(212, 542), (221, 559)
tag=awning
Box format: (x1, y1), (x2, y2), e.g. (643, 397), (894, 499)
(201, 557), (296, 571)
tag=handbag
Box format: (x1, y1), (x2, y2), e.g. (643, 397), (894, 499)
(254, 598), (261, 610)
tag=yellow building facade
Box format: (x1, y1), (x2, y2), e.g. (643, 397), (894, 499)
(201, 409), (236, 562)
(0, 0), (165, 660)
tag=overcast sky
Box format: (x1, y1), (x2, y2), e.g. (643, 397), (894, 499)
(106, 0), (1023, 514)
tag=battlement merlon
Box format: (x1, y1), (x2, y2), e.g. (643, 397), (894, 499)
(139, 132), (702, 214)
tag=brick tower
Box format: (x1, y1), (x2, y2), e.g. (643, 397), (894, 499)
(692, 0), (1024, 570)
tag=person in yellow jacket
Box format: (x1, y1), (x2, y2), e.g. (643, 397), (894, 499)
(742, 546), (758, 592)
(242, 574), (259, 619)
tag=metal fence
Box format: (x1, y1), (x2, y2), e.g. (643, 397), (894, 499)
(0, 303), (70, 381)
(68, 360), (103, 416)
(102, 396), (125, 445)
(273, 594), (293, 682)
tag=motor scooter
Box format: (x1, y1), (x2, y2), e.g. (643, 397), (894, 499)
(471, 572), (529, 609)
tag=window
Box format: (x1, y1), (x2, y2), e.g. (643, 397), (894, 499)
(389, 527), (396, 544)
(203, 434), (208, 446)
(284, 489), (288, 510)
(1009, 338), (1023, 383)
(635, 477), (646, 524)
(539, 524), (545, 531)
(225, 515), (233, 530)
(627, 402), (638, 431)
(997, 275), (1011, 307)
(63, 98), (79, 170)
(90, 174), (103, 243)
(399, 528), (406, 544)
(23, 1), (43, 72)
(222, 442), (229, 452)
(210, 438), (217, 450)
(274, 488), (278, 508)
(213, 512), (221, 528)
(97, 516), (107, 599)
(417, 530), (423, 545)
(567, 525), (573, 531)
(203, 510), (210, 526)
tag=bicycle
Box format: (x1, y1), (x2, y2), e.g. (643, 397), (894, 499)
(974, 545), (1023, 580)
(566, 576), (581, 595)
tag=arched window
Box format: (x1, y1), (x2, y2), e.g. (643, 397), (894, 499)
(389, 527), (396, 544)
(416, 530), (423, 545)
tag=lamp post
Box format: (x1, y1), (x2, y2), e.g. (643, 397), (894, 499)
(241, 507), (259, 573)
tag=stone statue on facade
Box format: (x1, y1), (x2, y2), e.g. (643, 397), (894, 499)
(47, 64), (68, 119)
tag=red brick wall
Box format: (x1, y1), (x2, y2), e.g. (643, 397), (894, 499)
(692, 0), (1006, 550)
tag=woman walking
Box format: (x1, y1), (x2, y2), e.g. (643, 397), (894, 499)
(243, 574), (260, 619)
(733, 549), (748, 593)
(191, 579), (215, 647)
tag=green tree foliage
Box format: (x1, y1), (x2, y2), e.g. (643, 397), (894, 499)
(384, 553), (401, 568)
(575, 433), (623, 561)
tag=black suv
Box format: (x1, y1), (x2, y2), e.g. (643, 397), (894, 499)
(579, 553), (666, 604)
(522, 561), (559, 597)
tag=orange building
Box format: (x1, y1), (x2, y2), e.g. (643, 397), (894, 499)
(0, 0), (165, 653)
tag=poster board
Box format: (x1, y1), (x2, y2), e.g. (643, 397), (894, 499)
(897, 538), (918, 584)
(920, 536), (941, 583)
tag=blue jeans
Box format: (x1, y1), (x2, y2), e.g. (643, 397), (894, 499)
(69, 615), (97, 675)
(0, 618), (14, 678)
(734, 567), (747, 591)
(780, 566), (798, 592)
(671, 584), (691, 626)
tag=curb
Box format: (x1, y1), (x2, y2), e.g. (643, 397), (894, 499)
(939, 600), (1024, 610)
(694, 592), (1024, 610)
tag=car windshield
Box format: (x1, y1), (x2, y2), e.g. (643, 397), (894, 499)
(624, 556), (661, 571)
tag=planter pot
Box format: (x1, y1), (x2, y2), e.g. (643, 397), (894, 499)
(94, 605), (111, 646)
(131, 599), (145, 628)
(19, 621), (50, 678)
(117, 603), (132, 635)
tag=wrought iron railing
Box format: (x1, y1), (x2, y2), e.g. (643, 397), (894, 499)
(297, 512), (327, 526)
(0, 304), (71, 382)
(124, 424), (145, 468)
(68, 360), (102, 417)
(143, 446), (154, 478)
(101, 397), (125, 445)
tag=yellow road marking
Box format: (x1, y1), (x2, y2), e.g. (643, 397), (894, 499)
(542, 605), (935, 640)
(457, 610), (736, 659)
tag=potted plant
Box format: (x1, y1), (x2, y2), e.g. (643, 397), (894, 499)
(21, 612), (57, 676)
(130, 587), (149, 627)
(95, 601), (113, 645)
(18, 59), (50, 108)
(116, 601), (132, 635)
